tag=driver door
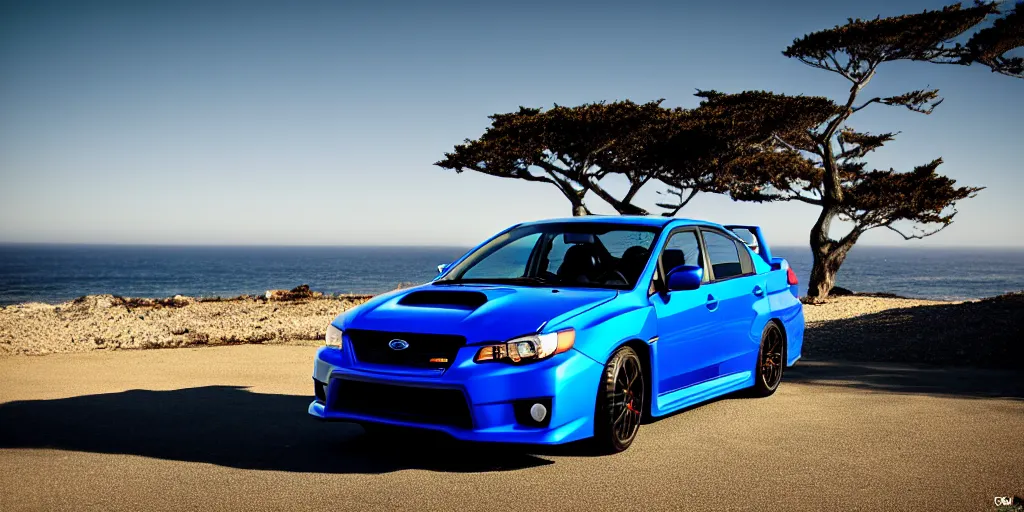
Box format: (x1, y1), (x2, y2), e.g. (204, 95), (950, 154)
(649, 228), (720, 394)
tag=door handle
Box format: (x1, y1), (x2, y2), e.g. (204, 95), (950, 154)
(705, 294), (719, 311)
(753, 285), (764, 297)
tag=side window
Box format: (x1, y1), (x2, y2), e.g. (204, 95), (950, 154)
(702, 230), (746, 280)
(545, 235), (571, 274)
(660, 230), (703, 276)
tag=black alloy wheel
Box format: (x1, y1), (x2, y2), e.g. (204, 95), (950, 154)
(594, 346), (645, 453)
(751, 322), (785, 397)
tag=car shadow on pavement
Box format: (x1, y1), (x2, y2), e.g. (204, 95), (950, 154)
(0, 386), (554, 474)
(785, 360), (1024, 400)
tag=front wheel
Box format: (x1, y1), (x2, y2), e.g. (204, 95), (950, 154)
(593, 346), (645, 454)
(750, 322), (785, 397)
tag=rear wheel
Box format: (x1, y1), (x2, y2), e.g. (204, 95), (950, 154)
(751, 322), (785, 397)
(594, 346), (645, 454)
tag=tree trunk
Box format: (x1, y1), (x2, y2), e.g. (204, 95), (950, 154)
(806, 242), (851, 300)
(571, 202), (588, 216)
(805, 206), (858, 300)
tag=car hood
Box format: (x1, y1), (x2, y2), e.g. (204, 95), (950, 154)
(336, 283), (618, 343)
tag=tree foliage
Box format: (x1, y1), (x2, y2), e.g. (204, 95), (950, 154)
(782, 1), (1023, 78)
(436, 2), (1020, 298)
(783, 2), (1002, 78)
(436, 101), (723, 216)
(965, 1), (1024, 77)
(690, 90), (982, 237)
(700, 2), (1017, 298)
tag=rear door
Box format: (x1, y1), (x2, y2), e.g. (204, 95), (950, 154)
(698, 228), (762, 377)
(649, 228), (720, 393)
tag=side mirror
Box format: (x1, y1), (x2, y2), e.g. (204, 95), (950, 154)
(666, 265), (703, 291)
(437, 263), (449, 274)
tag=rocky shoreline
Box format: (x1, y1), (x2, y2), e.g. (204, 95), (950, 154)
(0, 286), (372, 356)
(1, 287), (1021, 369)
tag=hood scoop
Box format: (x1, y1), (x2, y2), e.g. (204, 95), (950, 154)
(397, 290), (488, 310)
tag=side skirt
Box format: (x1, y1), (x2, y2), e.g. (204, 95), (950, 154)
(651, 371), (753, 417)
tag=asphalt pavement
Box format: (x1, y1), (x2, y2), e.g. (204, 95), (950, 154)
(1, 345), (1021, 511)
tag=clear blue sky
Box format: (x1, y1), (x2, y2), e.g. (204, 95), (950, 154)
(1, 0), (1021, 247)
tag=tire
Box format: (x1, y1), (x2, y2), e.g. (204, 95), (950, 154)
(593, 345), (645, 454)
(750, 322), (785, 397)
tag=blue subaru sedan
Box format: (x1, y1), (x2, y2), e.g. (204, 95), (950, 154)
(310, 216), (804, 453)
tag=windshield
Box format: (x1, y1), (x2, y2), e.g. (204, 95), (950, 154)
(436, 222), (661, 290)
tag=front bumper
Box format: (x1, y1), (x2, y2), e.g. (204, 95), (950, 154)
(309, 345), (603, 444)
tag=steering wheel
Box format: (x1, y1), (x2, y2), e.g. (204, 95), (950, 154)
(596, 269), (629, 286)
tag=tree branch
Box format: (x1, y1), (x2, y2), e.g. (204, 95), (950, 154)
(465, 163), (555, 185)
(772, 133), (799, 152)
(622, 176), (650, 204)
(851, 97), (881, 113)
(586, 178), (650, 215)
(884, 221), (951, 240)
(790, 193), (824, 205)
(656, 188), (699, 216)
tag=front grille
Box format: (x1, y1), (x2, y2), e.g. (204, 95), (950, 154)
(330, 379), (473, 429)
(346, 329), (466, 369)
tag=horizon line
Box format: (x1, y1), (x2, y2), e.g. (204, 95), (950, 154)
(2, 241), (1024, 250)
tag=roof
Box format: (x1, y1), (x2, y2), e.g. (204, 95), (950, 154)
(520, 216), (717, 229)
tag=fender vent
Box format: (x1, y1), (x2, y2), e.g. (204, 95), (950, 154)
(398, 291), (488, 309)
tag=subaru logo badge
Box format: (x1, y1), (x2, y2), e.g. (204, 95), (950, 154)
(388, 339), (409, 351)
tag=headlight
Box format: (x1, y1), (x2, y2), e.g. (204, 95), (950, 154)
(474, 328), (575, 364)
(325, 324), (343, 349)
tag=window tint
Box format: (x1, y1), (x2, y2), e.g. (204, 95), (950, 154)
(462, 233), (540, 279)
(441, 223), (660, 290)
(661, 231), (702, 273)
(702, 230), (745, 280)
(543, 230), (655, 276)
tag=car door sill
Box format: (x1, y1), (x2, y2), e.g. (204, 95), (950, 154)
(653, 371), (752, 416)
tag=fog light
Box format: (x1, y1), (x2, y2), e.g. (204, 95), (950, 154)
(513, 397), (552, 428)
(530, 403), (547, 422)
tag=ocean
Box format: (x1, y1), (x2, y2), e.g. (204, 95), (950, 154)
(0, 244), (1022, 305)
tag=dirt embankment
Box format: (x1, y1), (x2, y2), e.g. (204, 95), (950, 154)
(0, 286), (371, 356)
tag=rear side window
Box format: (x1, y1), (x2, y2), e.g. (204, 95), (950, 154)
(701, 230), (749, 280)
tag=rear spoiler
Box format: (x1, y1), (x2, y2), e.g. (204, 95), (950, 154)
(725, 225), (775, 266)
